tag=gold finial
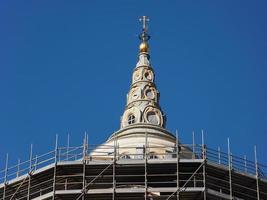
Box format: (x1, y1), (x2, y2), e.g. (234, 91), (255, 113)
(139, 42), (149, 53)
(138, 16), (150, 53)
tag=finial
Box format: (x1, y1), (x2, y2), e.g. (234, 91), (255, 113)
(140, 16), (149, 32)
(139, 16), (150, 42)
(138, 16), (150, 53)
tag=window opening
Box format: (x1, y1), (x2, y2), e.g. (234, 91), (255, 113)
(128, 114), (136, 124)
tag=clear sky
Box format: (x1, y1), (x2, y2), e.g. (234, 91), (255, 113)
(0, 1), (266, 169)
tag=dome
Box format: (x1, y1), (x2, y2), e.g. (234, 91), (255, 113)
(91, 124), (193, 160)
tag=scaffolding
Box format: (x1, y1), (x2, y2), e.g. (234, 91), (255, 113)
(0, 134), (266, 200)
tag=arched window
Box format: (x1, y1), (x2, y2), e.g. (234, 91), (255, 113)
(128, 114), (135, 125)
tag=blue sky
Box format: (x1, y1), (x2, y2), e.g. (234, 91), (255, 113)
(0, 1), (266, 169)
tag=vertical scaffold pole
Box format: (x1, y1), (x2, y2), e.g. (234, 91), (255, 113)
(82, 133), (87, 200)
(52, 135), (58, 200)
(227, 138), (233, 200)
(86, 133), (89, 156)
(27, 144), (33, 200)
(254, 146), (260, 200)
(2, 153), (9, 200)
(34, 155), (38, 171)
(201, 130), (207, 200)
(67, 134), (70, 161)
(144, 132), (148, 200)
(176, 130), (180, 200)
(218, 147), (221, 164)
(192, 131), (195, 159)
(244, 155), (247, 173)
(112, 136), (117, 200)
(192, 131), (196, 187)
(17, 159), (20, 178)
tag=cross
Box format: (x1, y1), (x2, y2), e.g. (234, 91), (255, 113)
(139, 16), (149, 31)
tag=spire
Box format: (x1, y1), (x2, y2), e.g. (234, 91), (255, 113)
(120, 16), (166, 129)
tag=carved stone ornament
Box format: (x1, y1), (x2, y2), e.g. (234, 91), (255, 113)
(128, 86), (141, 103)
(121, 107), (141, 128)
(132, 67), (154, 83)
(143, 68), (154, 81)
(143, 106), (163, 126)
(132, 68), (142, 82)
(143, 84), (157, 101)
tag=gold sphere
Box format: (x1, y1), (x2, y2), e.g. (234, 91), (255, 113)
(139, 42), (149, 53)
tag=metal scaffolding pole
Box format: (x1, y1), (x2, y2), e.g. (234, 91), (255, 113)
(66, 134), (70, 161)
(202, 130), (207, 200)
(145, 132), (148, 200)
(176, 130), (180, 200)
(16, 159), (20, 178)
(52, 135), (58, 200)
(244, 155), (247, 173)
(192, 131), (195, 159)
(34, 155), (38, 171)
(10, 174), (29, 200)
(112, 136), (117, 200)
(218, 146), (221, 164)
(82, 134), (87, 200)
(10, 147), (36, 200)
(76, 163), (113, 200)
(2, 153), (8, 200)
(27, 144), (33, 200)
(227, 138), (233, 200)
(167, 162), (205, 200)
(254, 146), (260, 200)
(193, 131), (196, 187)
(86, 133), (89, 156)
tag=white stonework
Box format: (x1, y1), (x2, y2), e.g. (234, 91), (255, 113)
(121, 51), (165, 129)
(91, 26), (193, 160)
(91, 125), (192, 159)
